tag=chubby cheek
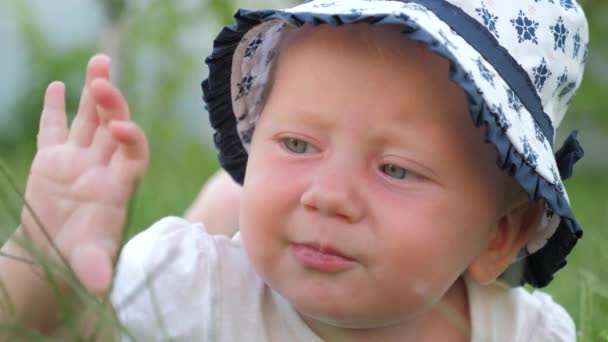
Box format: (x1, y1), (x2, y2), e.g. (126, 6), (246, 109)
(239, 146), (309, 278)
(370, 189), (491, 302)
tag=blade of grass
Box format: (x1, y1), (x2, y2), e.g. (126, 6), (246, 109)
(0, 278), (16, 320)
(0, 322), (61, 341)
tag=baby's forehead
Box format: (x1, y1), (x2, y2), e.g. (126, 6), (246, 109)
(276, 24), (455, 94)
(280, 24), (441, 66)
(271, 24), (463, 121)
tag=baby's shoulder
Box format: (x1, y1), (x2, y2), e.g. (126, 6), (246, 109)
(115, 216), (247, 274)
(467, 277), (576, 341)
(111, 217), (262, 340)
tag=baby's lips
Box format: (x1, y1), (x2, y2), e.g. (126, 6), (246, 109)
(291, 242), (357, 272)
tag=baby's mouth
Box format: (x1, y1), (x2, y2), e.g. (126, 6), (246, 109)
(291, 242), (356, 272)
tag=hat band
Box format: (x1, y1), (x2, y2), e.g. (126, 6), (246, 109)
(406, 0), (555, 144)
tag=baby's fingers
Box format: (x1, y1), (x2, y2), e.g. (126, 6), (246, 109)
(88, 79), (134, 164)
(91, 77), (148, 165)
(38, 82), (68, 149)
(109, 121), (149, 178)
(90, 78), (130, 122)
(69, 55), (111, 146)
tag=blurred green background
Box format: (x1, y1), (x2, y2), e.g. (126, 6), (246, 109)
(0, 0), (606, 340)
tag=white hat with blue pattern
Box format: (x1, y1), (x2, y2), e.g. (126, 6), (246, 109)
(202, 0), (589, 287)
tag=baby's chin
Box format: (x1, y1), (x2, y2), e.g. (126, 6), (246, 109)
(299, 310), (410, 330)
(291, 291), (438, 331)
(297, 304), (428, 330)
(258, 263), (450, 332)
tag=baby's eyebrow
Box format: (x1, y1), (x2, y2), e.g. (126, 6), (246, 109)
(280, 110), (336, 129)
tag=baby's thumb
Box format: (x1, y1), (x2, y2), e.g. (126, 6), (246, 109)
(69, 240), (116, 296)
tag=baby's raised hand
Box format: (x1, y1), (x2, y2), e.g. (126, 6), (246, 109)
(20, 55), (148, 296)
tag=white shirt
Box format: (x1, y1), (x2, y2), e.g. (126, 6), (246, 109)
(111, 217), (575, 341)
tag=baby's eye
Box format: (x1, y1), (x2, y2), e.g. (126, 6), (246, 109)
(380, 164), (415, 180)
(281, 138), (316, 154)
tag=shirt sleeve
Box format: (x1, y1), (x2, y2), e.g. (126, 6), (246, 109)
(525, 290), (576, 342)
(110, 216), (221, 341)
(467, 277), (576, 342)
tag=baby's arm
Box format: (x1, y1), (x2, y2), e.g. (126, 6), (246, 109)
(0, 55), (148, 335)
(185, 169), (242, 236)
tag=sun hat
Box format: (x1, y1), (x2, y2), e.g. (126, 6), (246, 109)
(201, 0), (588, 288)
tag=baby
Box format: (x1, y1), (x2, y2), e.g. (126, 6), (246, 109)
(0, 0), (588, 341)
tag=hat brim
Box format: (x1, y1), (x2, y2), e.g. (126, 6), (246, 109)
(202, 1), (582, 288)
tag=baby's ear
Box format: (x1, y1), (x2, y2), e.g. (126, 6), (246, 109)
(467, 198), (545, 285)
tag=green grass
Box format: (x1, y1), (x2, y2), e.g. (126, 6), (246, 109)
(543, 172), (608, 340)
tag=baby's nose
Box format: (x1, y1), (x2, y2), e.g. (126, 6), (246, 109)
(300, 171), (364, 223)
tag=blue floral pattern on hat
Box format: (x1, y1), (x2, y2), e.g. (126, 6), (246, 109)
(476, 57), (496, 87)
(572, 31), (582, 58)
(240, 123), (255, 145)
(235, 73), (255, 100)
(511, 10), (540, 44)
(559, 82), (577, 100)
(560, 0), (578, 11)
(556, 67), (569, 89)
(532, 58), (553, 92)
(535, 123), (546, 143)
(476, 2), (499, 38)
(550, 17), (570, 53)
(506, 88), (524, 116)
(582, 43), (589, 64)
(521, 136), (539, 168)
(244, 33), (264, 58)
(550, 166), (565, 194)
(493, 105), (511, 129)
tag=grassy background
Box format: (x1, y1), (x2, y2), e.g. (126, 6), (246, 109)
(0, 0), (606, 340)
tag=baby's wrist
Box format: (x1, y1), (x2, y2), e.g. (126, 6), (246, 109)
(1, 228), (75, 298)
(0, 230), (83, 330)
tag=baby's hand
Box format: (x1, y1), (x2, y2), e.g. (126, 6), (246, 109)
(19, 55), (148, 296)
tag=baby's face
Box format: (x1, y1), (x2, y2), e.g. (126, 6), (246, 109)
(240, 25), (511, 328)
